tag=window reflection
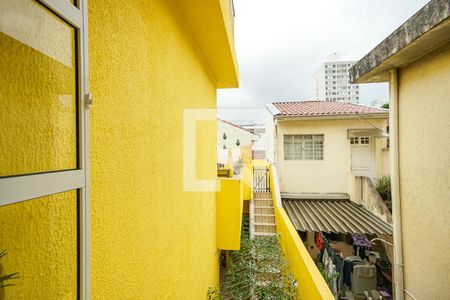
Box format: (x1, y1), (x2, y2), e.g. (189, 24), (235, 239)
(0, 0), (78, 177)
(0, 190), (78, 299)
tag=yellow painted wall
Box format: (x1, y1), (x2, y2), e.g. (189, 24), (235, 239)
(398, 41), (450, 299)
(1, 0), (238, 299)
(242, 162), (253, 200)
(216, 179), (244, 250)
(276, 118), (387, 196)
(269, 166), (334, 300)
(0, 1), (78, 298)
(0, 192), (77, 300)
(88, 0), (224, 298)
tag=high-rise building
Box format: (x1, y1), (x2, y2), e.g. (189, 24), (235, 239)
(314, 53), (360, 103)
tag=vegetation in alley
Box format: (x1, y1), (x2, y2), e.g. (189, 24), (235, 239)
(0, 250), (19, 289)
(375, 176), (391, 199)
(211, 218), (297, 299)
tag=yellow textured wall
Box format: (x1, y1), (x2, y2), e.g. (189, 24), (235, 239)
(276, 119), (387, 194)
(89, 0), (220, 298)
(216, 179), (243, 250)
(0, 3), (77, 177)
(269, 166), (334, 300)
(398, 41), (450, 299)
(242, 162), (253, 200)
(0, 192), (77, 300)
(0, 1), (78, 298)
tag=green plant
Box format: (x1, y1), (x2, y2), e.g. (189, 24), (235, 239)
(220, 218), (297, 300)
(375, 176), (391, 194)
(316, 262), (339, 286)
(0, 250), (19, 288)
(381, 103), (389, 109)
(207, 286), (220, 300)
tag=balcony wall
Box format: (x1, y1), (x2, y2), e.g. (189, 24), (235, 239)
(217, 178), (244, 250)
(269, 165), (334, 300)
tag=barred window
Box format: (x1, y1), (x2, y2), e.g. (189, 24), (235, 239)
(284, 135), (324, 160)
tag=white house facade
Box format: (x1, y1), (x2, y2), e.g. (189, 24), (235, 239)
(266, 101), (389, 200)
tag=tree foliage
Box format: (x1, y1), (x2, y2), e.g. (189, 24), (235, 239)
(215, 218), (297, 299)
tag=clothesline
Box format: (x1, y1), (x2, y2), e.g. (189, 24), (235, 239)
(315, 232), (373, 296)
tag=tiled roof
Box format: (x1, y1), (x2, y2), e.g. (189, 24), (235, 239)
(271, 101), (388, 117)
(218, 118), (259, 136)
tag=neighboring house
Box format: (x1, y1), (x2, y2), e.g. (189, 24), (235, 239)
(350, 0), (450, 299)
(313, 53), (360, 103)
(218, 119), (259, 150)
(266, 101), (389, 200)
(266, 101), (394, 298)
(0, 1), (239, 299)
(240, 122), (267, 159)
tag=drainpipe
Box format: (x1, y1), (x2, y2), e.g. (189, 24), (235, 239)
(389, 69), (405, 300)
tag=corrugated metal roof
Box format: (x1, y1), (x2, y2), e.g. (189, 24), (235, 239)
(282, 199), (392, 235)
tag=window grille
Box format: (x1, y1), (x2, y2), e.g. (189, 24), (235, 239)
(284, 135), (324, 160)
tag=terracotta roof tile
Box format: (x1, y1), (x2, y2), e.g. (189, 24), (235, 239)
(272, 101), (388, 117)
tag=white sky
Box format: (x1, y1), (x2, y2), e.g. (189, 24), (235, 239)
(218, 0), (429, 122)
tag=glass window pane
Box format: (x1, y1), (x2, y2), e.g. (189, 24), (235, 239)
(313, 135), (323, 160)
(0, 0), (77, 177)
(293, 135), (302, 160)
(0, 190), (78, 299)
(284, 135), (293, 160)
(303, 135), (313, 160)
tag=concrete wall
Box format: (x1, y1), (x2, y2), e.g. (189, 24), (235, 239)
(275, 118), (387, 196)
(265, 108), (276, 163)
(397, 41), (450, 299)
(382, 149), (390, 176)
(354, 176), (392, 223)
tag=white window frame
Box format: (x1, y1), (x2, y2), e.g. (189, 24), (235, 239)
(0, 1), (90, 299)
(284, 134), (324, 161)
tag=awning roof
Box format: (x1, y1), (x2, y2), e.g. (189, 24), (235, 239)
(282, 199), (392, 235)
(348, 128), (389, 138)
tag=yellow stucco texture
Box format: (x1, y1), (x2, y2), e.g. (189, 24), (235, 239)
(398, 41), (450, 299)
(89, 0), (220, 298)
(0, 7), (77, 177)
(0, 3), (78, 298)
(216, 179), (244, 250)
(269, 166), (334, 300)
(0, 191), (78, 300)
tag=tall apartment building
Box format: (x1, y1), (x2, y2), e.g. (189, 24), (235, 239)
(314, 54), (360, 103)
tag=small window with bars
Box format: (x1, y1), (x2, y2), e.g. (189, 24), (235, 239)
(360, 137), (370, 144)
(350, 137), (359, 144)
(350, 137), (370, 144)
(284, 134), (324, 160)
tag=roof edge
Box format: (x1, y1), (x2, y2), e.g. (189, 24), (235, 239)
(281, 193), (350, 200)
(218, 118), (260, 137)
(350, 0), (450, 83)
(274, 112), (389, 121)
(266, 103), (281, 116)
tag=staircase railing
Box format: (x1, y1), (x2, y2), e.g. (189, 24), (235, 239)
(253, 166), (270, 193)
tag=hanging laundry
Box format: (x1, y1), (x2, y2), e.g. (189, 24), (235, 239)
(315, 232), (323, 250)
(352, 233), (372, 259)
